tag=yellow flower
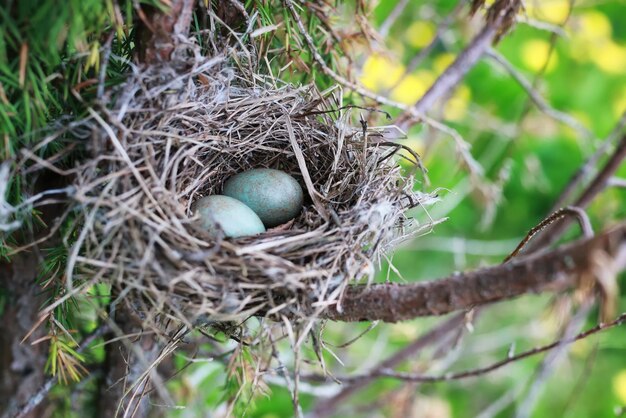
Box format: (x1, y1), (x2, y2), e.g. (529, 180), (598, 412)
(415, 69), (435, 90)
(390, 74), (426, 105)
(391, 322), (421, 339)
(390, 73), (431, 105)
(525, 0), (571, 25)
(433, 53), (456, 76)
(398, 137), (425, 163)
(360, 54), (405, 91)
(569, 11), (614, 63)
(614, 370), (626, 404)
(577, 11), (612, 41)
(613, 86), (626, 117)
(405, 21), (436, 49)
(521, 39), (559, 73)
(589, 40), (626, 75)
(444, 84), (471, 121)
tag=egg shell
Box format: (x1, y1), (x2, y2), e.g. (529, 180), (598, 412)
(193, 195), (265, 238)
(223, 168), (304, 228)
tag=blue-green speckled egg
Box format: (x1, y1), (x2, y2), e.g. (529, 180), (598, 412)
(193, 195), (265, 238)
(223, 168), (304, 228)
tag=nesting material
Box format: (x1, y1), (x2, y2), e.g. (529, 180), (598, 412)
(66, 52), (435, 326)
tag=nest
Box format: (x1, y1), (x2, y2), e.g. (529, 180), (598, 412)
(65, 50), (434, 328)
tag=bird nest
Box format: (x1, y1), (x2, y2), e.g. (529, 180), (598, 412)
(61, 52), (435, 329)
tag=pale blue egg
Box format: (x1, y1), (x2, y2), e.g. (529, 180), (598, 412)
(223, 169), (304, 228)
(193, 195), (265, 238)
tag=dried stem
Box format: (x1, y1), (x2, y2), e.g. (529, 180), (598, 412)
(503, 206), (592, 262)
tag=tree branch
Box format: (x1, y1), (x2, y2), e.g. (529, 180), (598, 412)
(325, 224), (626, 322)
(528, 134), (626, 251)
(310, 313), (466, 418)
(486, 49), (593, 140)
(135, 0), (195, 64)
(398, 0), (521, 129)
(315, 311), (625, 384)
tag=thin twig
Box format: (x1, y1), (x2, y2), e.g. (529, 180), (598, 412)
(486, 49), (594, 140)
(503, 206), (592, 262)
(609, 177), (626, 188)
(310, 313), (466, 418)
(282, 0), (413, 111)
(97, 32), (115, 101)
(514, 302), (592, 418)
(322, 312), (625, 383)
(378, 0), (410, 38)
(393, 1), (465, 88)
(553, 111), (626, 210)
(528, 134), (626, 251)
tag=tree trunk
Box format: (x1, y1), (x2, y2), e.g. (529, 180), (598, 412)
(0, 251), (50, 418)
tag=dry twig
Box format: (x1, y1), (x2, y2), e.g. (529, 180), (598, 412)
(313, 311), (625, 384)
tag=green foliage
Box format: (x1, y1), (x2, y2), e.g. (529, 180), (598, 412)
(45, 333), (88, 384)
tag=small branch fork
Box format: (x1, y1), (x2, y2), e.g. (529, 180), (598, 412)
(529, 134), (626, 251)
(285, 0), (521, 130)
(324, 223), (626, 322)
(503, 206), (593, 262)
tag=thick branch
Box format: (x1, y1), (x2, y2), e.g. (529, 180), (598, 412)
(325, 224), (626, 322)
(135, 0), (195, 64)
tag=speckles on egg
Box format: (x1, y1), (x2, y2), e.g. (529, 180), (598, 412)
(223, 168), (304, 228)
(193, 195), (266, 238)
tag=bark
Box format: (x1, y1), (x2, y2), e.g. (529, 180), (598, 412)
(135, 0), (195, 64)
(1, 171), (68, 418)
(97, 309), (162, 418)
(0, 252), (49, 418)
(326, 224), (626, 322)
(97, 1), (196, 416)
